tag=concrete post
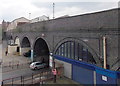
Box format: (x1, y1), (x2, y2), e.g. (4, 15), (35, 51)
(31, 49), (33, 62)
(103, 37), (107, 69)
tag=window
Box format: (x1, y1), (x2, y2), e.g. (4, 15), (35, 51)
(64, 43), (67, 57)
(74, 42), (78, 60)
(71, 42), (74, 59)
(67, 42), (71, 58)
(55, 41), (96, 64)
(78, 44), (83, 61)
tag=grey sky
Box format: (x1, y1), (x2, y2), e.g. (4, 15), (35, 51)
(0, 0), (119, 23)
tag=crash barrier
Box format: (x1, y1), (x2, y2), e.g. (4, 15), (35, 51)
(2, 67), (64, 86)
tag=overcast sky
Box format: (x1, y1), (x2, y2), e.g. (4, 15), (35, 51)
(0, 0), (119, 23)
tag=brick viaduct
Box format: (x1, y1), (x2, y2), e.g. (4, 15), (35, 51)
(7, 8), (120, 70)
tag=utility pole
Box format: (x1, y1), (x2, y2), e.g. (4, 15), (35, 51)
(53, 3), (55, 19)
(52, 2), (56, 83)
(103, 37), (107, 69)
(29, 13), (31, 23)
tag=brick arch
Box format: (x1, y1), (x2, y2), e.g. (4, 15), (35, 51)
(32, 37), (50, 66)
(32, 37), (50, 52)
(54, 37), (102, 67)
(21, 36), (31, 48)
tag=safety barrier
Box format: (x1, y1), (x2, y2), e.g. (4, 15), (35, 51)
(54, 55), (120, 85)
(2, 69), (52, 86)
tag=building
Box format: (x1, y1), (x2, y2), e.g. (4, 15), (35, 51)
(2, 20), (10, 40)
(30, 15), (49, 23)
(6, 17), (29, 31)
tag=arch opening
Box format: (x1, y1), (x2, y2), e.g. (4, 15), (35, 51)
(21, 37), (31, 57)
(55, 41), (97, 65)
(21, 37), (30, 48)
(15, 37), (20, 54)
(33, 38), (49, 66)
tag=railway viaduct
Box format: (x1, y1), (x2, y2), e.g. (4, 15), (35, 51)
(6, 8), (119, 71)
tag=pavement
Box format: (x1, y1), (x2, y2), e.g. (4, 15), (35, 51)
(2, 40), (31, 67)
(46, 76), (82, 85)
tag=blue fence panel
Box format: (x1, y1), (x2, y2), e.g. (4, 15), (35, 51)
(117, 72), (120, 85)
(96, 73), (117, 85)
(95, 67), (117, 85)
(72, 65), (94, 85)
(53, 55), (119, 85)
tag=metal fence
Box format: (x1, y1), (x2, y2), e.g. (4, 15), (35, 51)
(2, 67), (64, 86)
(2, 69), (52, 86)
(2, 60), (31, 68)
(2, 61), (31, 73)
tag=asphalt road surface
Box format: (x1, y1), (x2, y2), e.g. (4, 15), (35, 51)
(2, 66), (49, 81)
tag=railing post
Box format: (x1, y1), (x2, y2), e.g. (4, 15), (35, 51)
(23, 76), (24, 86)
(39, 73), (41, 82)
(47, 71), (48, 79)
(21, 76), (22, 85)
(12, 65), (13, 69)
(32, 73), (33, 84)
(17, 63), (18, 69)
(12, 78), (13, 86)
(9, 62), (11, 67)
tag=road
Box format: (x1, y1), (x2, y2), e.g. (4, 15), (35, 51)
(2, 66), (49, 81)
